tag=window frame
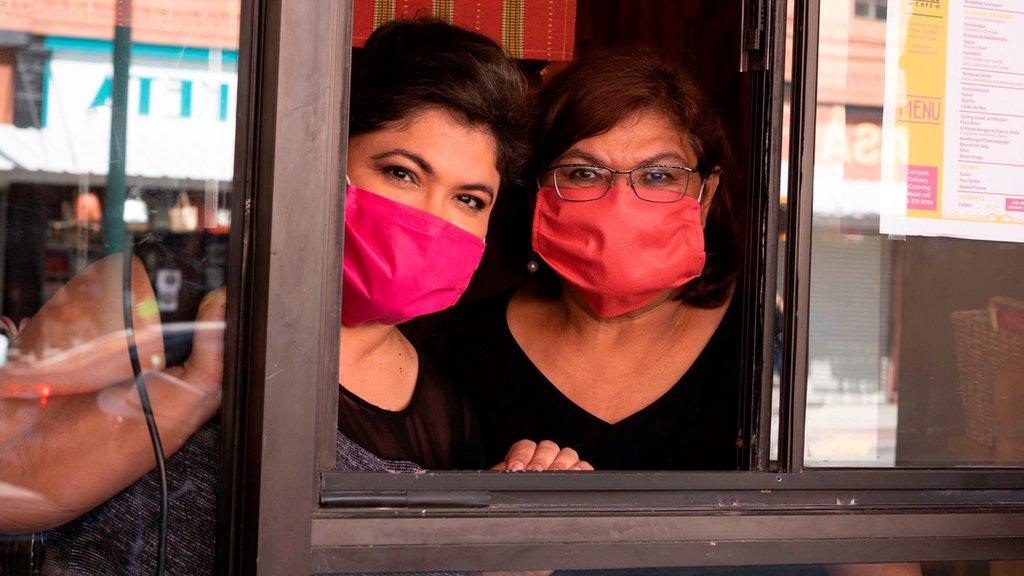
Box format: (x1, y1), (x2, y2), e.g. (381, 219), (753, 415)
(219, 0), (350, 572)
(223, 0), (1024, 574)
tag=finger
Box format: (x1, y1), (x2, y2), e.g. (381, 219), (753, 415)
(503, 439), (537, 472)
(191, 322), (227, 342)
(186, 342), (224, 357)
(569, 460), (594, 471)
(490, 461), (508, 471)
(545, 447), (580, 471)
(197, 287), (228, 319)
(197, 299), (226, 323)
(526, 440), (561, 471)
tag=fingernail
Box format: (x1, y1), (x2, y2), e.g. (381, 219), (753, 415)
(527, 464), (544, 471)
(509, 461), (525, 471)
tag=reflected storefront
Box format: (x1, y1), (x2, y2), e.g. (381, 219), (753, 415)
(0, 12), (237, 327)
(795, 0), (1024, 467)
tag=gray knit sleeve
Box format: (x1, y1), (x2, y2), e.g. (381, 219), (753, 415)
(335, 431), (421, 472)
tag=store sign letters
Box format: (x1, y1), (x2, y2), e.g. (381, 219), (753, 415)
(89, 75), (232, 122)
(45, 52), (237, 130)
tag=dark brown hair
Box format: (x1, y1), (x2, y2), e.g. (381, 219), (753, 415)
(525, 47), (740, 309)
(349, 19), (529, 184)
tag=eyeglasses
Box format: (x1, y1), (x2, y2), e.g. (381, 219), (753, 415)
(543, 164), (706, 203)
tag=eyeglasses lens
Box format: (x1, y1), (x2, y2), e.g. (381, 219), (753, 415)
(632, 167), (692, 203)
(552, 166), (611, 201)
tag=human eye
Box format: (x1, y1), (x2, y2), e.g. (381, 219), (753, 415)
(564, 166), (603, 185)
(637, 167), (680, 187)
(381, 165), (419, 185)
(454, 193), (488, 212)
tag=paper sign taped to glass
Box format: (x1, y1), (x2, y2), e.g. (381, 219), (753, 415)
(880, 0), (1024, 243)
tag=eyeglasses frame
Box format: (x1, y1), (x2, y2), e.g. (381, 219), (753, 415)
(543, 163), (708, 204)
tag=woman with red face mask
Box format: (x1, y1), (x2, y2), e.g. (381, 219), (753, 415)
(431, 47), (744, 471)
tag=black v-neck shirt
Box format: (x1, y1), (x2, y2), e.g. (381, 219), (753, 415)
(430, 292), (741, 471)
(337, 352), (483, 470)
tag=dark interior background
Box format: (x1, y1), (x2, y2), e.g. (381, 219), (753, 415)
(408, 0), (758, 471)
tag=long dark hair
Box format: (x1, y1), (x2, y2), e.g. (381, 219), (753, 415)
(524, 47), (740, 309)
(349, 19), (530, 184)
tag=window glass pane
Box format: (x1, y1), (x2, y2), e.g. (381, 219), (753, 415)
(804, 0), (1024, 466)
(0, 0), (241, 573)
(774, 0), (798, 466)
(335, 1), (756, 474)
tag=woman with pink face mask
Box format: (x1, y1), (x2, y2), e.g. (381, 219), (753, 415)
(335, 19), (591, 471)
(433, 47), (743, 471)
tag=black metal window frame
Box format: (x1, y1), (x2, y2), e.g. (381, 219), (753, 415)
(219, 0), (1024, 574)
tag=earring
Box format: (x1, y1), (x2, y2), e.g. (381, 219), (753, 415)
(526, 256), (539, 274)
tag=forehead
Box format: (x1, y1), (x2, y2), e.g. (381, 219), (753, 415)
(563, 112), (697, 166)
(353, 108), (501, 183)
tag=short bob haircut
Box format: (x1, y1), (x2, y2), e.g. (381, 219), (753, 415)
(524, 47), (740, 309)
(349, 19), (530, 185)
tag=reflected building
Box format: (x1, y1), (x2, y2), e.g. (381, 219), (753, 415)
(793, 0), (1024, 467)
(0, 1), (239, 349)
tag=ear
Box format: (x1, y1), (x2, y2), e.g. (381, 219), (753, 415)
(699, 168), (721, 226)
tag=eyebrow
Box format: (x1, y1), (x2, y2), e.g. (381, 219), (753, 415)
(558, 148), (693, 168)
(370, 148), (496, 200)
(371, 149), (434, 175)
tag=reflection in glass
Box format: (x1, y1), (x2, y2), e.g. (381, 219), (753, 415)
(803, 0), (1024, 467)
(0, 0), (240, 573)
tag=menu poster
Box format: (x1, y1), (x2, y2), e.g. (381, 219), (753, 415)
(881, 0), (1024, 243)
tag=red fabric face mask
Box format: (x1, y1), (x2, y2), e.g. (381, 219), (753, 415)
(532, 186), (706, 318)
(342, 184), (485, 327)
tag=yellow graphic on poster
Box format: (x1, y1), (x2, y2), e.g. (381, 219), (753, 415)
(881, 0), (1024, 243)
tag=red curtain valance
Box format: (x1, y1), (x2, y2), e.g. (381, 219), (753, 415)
(353, 0), (577, 61)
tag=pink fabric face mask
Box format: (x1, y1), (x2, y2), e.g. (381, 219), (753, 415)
(532, 185), (706, 318)
(342, 184), (485, 327)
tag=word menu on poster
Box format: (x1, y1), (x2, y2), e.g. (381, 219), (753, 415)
(881, 0), (1024, 242)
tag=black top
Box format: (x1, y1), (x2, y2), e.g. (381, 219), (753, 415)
(430, 292), (741, 471)
(338, 352), (483, 470)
